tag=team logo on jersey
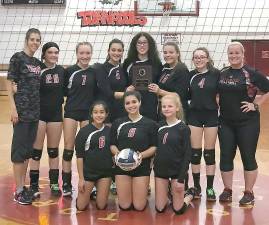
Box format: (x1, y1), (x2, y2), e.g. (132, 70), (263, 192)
(26, 64), (41, 75)
(162, 132), (168, 144)
(81, 75), (87, 86)
(99, 136), (106, 149)
(198, 78), (205, 88)
(45, 74), (59, 84)
(128, 128), (136, 138)
(115, 70), (121, 80)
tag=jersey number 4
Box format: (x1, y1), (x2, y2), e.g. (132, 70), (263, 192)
(198, 78), (205, 88)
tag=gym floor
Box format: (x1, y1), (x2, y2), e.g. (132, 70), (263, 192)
(0, 95), (269, 225)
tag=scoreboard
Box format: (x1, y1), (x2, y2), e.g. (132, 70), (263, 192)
(1, 0), (65, 5)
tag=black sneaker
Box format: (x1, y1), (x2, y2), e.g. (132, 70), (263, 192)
(50, 184), (62, 197)
(219, 188), (232, 202)
(192, 187), (201, 199)
(110, 182), (117, 195)
(28, 185), (40, 200)
(14, 190), (32, 205)
(239, 191), (254, 205)
(90, 187), (97, 201)
(185, 187), (196, 199)
(62, 184), (72, 197)
(206, 188), (216, 201)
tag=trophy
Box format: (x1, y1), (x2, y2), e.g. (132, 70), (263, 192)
(132, 65), (152, 91)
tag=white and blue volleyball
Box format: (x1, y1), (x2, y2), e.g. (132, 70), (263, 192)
(115, 148), (140, 171)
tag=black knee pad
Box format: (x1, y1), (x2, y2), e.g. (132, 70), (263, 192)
(31, 148), (42, 161)
(96, 203), (107, 210)
(134, 201), (148, 211)
(173, 202), (187, 215)
(63, 149), (74, 161)
(47, 148), (59, 158)
(119, 204), (133, 211)
(191, 148), (202, 165)
(203, 149), (216, 165)
(155, 204), (167, 213)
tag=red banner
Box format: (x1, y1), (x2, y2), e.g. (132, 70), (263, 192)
(77, 10), (147, 27)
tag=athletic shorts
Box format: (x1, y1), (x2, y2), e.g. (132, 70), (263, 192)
(84, 172), (112, 182)
(154, 173), (178, 180)
(64, 110), (89, 122)
(114, 160), (151, 177)
(11, 121), (38, 163)
(40, 106), (63, 122)
(188, 109), (218, 127)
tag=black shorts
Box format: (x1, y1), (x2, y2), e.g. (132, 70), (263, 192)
(154, 173), (178, 180)
(40, 106), (63, 122)
(188, 109), (218, 127)
(84, 171), (112, 182)
(11, 121), (38, 163)
(64, 110), (89, 122)
(114, 160), (151, 177)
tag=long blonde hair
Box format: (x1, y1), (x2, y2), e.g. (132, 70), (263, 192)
(161, 94), (184, 120)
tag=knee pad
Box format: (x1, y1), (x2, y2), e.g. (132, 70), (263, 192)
(96, 203), (107, 210)
(203, 149), (216, 165)
(119, 204), (133, 211)
(63, 149), (74, 161)
(191, 148), (202, 165)
(47, 148), (59, 158)
(155, 204), (167, 213)
(134, 201), (148, 211)
(32, 149), (42, 161)
(172, 202), (187, 215)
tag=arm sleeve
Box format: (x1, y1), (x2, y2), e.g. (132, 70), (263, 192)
(94, 63), (114, 99)
(75, 128), (87, 158)
(177, 127), (191, 183)
(110, 120), (119, 146)
(252, 70), (269, 93)
(148, 121), (158, 147)
(7, 54), (20, 81)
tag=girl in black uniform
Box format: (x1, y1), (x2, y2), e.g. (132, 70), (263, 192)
(154, 94), (194, 215)
(75, 101), (112, 211)
(110, 91), (158, 211)
(29, 42), (64, 198)
(148, 41), (190, 120)
(62, 42), (97, 196)
(188, 47), (220, 201)
(123, 32), (162, 121)
(7, 28), (42, 205)
(218, 42), (269, 205)
(95, 39), (128, 122)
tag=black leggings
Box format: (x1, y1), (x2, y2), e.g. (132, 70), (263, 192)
(218, 116), (260, 172)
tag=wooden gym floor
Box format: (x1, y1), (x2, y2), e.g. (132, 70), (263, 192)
(0, 95), (269, 225)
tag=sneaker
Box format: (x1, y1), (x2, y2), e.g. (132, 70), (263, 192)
(50, 184), (62, 197)
(90, 187), (97, 201)
(110, 181), (117, 195)
(62, 184), (72, 197)
(239, 191), (255, 205)
(219, 188), (232, 202)
(28, 185), (40, 200)
(192, 187), (201, 199)
(14, 190), (32, 205)
(185, 187), (196, 199)
(206, 188), (216, 201)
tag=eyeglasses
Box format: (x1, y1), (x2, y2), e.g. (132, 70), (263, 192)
(137, 41), (148, 46)
(193, 56), (208, 60)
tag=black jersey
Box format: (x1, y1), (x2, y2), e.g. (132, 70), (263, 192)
(75, 124), (112, 174)
(7, 51), (42, 122)
(218, 65), (269, 122)
(40, 64), (65, 110)
(123, 58), (162, 121)
(154, 120), (191, 183)
(158, 63), (190, 114)
(111, 116), (158, 167)
(95, 62), (128, 122)
(189, 68), (220, 110)
(64, 64), (97, 112)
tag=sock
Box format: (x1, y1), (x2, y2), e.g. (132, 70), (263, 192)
(49, 169), (59, 185)
(192, 173), (201, 190)
(207, 175), (214, 189)
(29, 170), (39, 187)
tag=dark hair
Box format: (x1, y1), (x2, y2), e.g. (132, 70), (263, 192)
(126, 32), (161, 66)
(89, 100), (109, 122)
(123, 91), (142, 103)
(192, 47), (214, 69)
(163, 41), (181, 62)
(106, 39), (124, 62)
(25, 28), (41, 42)
(41, 42), (59, 61)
